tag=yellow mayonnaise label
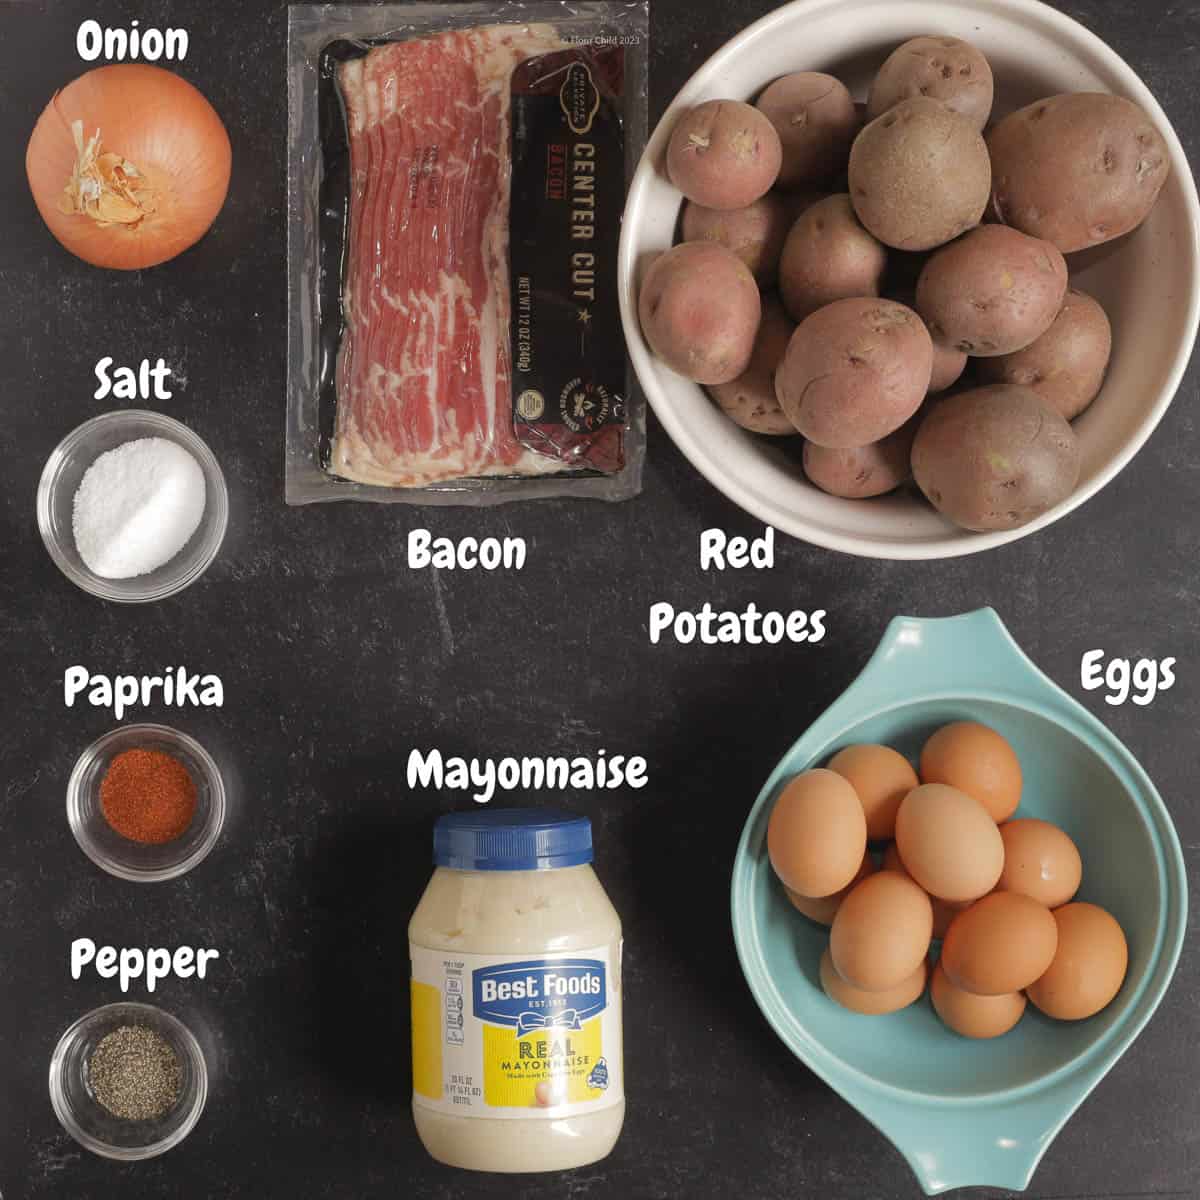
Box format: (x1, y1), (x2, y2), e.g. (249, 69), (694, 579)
(410, 945), (622, 1120)
(482, 1017), (606, 1108)
(410, 980), (443, 1101)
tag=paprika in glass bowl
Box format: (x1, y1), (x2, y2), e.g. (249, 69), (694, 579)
(67, 723), (226, 882)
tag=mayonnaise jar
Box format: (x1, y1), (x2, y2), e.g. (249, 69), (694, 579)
(409, 809), (625, 1172)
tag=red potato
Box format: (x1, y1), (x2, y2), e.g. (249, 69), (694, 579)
(915, 225), (1068, 356)
(778, 194), (887, 323)
(681, 193), (792, 286)
(988, 93), (1171, 253)
(706, 295), (797, 434)
(976, 289), (1112, 419)
(911, 384), (1081, 531)
(755, 72), (860, 188)
(848, 97), (990, 251)
(666, 99), (783, 210)
(803, 416), (917, 498)
(639, 242), (761, 385)
(889, 287), (968, 392)
(776, 298), (932, 448)
(867, 36), (994, 131)
(930, 341), (969, 393)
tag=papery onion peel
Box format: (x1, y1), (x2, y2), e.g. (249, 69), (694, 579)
(26, 64), (231, 270)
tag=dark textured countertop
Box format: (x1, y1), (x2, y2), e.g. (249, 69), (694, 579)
(1, 0), (1197, 1196)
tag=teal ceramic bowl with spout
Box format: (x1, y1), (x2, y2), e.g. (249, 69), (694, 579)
(731, 609), (1186, 1194)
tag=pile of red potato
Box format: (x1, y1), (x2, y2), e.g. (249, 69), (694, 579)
(638, 35), (1170, 531)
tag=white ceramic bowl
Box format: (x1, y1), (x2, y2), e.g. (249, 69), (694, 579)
(619, 0), (1200, 558)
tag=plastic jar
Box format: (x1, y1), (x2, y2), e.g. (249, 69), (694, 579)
(409, 809), (624, 1173)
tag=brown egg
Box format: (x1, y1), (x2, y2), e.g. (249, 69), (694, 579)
(941, 892), (1059, 995)
(930, 961), (1026, 1038)
(830, 871), (933, 992)
(827, 743), (919, 841)
(882, 843), (969, 938)
(768, 769), (868, 898)
(894, 784), (1005, 902)
(785, 851), (876, 926)
(1027, 902), (1128, 1020)
(997, 819), (1082, 908)
(820, 948), (927, 1015)
(920, 721), (1022, 823)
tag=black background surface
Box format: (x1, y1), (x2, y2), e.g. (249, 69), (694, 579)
(1, 1), (1197, 1197)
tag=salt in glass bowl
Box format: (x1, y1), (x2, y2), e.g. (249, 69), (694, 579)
(67, 722), (226, 883)
(37, 408), (228, 602)
(49, 1001), (208, 1161)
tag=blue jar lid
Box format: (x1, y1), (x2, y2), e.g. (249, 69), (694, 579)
(433, 809), (593, 871)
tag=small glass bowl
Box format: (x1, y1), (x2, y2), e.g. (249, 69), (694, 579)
(37, 409), (228, 603)
(67, 723), (226, 883)
(50, 1001), (208, 1161)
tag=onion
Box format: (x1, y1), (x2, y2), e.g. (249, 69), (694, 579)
(26, 64), (231, 270)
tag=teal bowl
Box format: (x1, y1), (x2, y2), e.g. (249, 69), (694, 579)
(731, 609), (1186, 1194)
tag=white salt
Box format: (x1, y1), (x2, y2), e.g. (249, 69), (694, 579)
(72, 437), (207, 579)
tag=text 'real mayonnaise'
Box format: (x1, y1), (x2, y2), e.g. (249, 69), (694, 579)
(409, 809), (625, 1172)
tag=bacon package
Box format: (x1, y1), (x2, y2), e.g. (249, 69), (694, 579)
(286, 3), (648, 505)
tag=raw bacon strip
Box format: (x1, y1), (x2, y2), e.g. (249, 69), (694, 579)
(333, 24), (566, 487)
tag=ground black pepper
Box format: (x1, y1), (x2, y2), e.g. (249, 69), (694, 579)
(87, 1024), (182, 1121)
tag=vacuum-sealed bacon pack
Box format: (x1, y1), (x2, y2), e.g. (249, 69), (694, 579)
(286, 3), (648, 505)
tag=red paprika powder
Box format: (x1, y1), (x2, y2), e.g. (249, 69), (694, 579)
(100, 748), (197, 845)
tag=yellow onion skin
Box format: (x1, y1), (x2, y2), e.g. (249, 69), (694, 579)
(26, 64), (231, 270)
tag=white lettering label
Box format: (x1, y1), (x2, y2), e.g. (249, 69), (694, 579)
(648, 603), (826, 646)
(77, 19), (189, 62)
(699, 526), (775, 570)
(93, 356), (173, 401)
(1080, 649), (1176, 707)
(407, 529), (527, 571)
(71, 937), (220, 993)
(62, 666), (224, 720)
(407, 748), (649, 804)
